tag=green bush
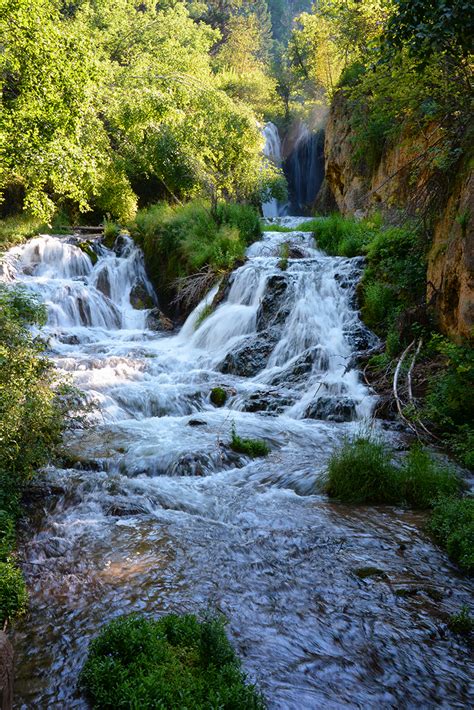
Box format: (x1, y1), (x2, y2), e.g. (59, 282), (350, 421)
(448, 606), (474, 637)
(396, 446), (462, 509)
(278, 242), (289, 271)
(312, 214), (370, 256)
(325, 438), (463, 509)
(80, 614), (265, 709)
(325, 436), (399, 504)
(428, 497), (474, 574)
(0, 560), (28, 623)
(230, 425), (270, 458)
(130, 200), (261, 303)
(210, 387), (227, 407)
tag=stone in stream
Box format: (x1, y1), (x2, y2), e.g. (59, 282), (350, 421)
(255, 274), (290, 332)
(95, 268), (111, 298)
(268, 347), (328, 388)
(130, 281), (155, 310)
(242, 389), (294, 414)
(304, 396), (356, 422)
(219, 331), (277, 377)
(146, 308), (174, 332)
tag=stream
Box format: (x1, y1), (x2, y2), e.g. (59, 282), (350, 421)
(2, 221), (473, 709)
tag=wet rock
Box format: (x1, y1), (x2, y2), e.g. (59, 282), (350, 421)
(345, 324), (378, 354)
(304, 396), (356, 422)
(242, 389), (294, 414)
(256, 274), (290, 332)
(188, 419), (207, 427)
(146, 308), (174, 332)
(105, 502), (148, 517)
(269, 347), (324, 387)
(219, 332), (277, 377)
(210, 387), (227, 407)
(169, 453), (214, 477)
(57, 333), (81, 345)
(287, 245), (306, 259)
(95, 268), (111, 298)
(77, 297), (92, 326)
(130, 281), (154, 310)
(211, 272), (235, 309)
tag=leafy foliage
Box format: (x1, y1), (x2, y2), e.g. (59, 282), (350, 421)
(0, 560), (27, 623)
(80, 614), (266, 709)
(130, 199), (261, 305)
(428, 497), (474, 574)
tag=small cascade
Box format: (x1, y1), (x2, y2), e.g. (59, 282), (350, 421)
(3, 225), (473, 710)
(283, 123), (325, 214)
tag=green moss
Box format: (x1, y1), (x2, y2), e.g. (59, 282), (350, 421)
(278, 242), (289, 271)
(428, 497), (474, 574)
(230, 424), (269, 458)
(195, 304), (215, 331)
(80, 614), (265, 709)
(102, 220), (121, 248)
(210, 387), (227, 407)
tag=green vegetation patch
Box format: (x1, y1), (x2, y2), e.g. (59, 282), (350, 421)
(325, 437), (462, 509)
(0, 561), (28, 623)
(428, 497), (474, 575)
(448, 606), (474, 638)
(80, 614), (265, 709)
(130, 200), (261, 304)
(230, 425), (270, 458)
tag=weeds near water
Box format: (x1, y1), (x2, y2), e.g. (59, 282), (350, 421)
(278, 242), (289, 271)
(448, 605), (474, 638)
(428, 496), (474, 574)
(230, 423), (270, 458)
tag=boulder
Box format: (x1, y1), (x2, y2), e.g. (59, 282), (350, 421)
(146, 308), (174, 332)
(130, 281), (154, 310)
(219, 332), (276, 377)
(304, 396), (356, 422)
(256, 274), (290, 332)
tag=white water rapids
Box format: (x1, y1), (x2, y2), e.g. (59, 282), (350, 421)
(2, 225), (473, 708)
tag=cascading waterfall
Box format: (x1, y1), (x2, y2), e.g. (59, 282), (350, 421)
(2, 225), (473, 709)
(262, 122), (284, 218)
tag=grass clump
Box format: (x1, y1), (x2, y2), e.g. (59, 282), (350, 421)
(448, 606), (474, 638)
(428, 497), (474, 574)
(325, 436), (398, 504)
(230, 424), (269, 458)
(130, 200), (261, 306)
(80, 614), (265, 709)
(210, 387), (227, 407)
(325, 437), (462, 509)
(195, 304), (214, 330)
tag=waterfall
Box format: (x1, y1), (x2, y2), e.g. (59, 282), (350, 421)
(262, 122), (283, 218)
(283, 122), (325, 214)
(3, 226), (472, 710)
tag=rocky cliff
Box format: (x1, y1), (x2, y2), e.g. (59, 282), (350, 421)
(319, 91), (473, 341)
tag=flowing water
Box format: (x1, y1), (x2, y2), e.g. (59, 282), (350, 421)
(2, 224), (473, 709)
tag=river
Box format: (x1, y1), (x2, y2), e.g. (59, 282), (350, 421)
(2, 222), (473, 708)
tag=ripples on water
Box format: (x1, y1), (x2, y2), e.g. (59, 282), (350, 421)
(1, 222), (472, 708)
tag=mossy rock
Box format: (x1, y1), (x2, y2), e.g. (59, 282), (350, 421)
(210, 387), (227, 407)
(77, 241), (98, 265)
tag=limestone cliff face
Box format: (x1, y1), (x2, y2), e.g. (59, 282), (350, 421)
(320, 91), (474, 341)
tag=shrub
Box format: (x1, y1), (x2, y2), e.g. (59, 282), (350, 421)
(428, 497), (474, 574)
(230, 424), (269, 458)
(448, 606), (474, 637)
(312, 214), (369, 256)
(324, 436), (399, 504)
(325, 438), (462, 509)
(210, 387), (227, 407)
(130, 200), (261, 304)
(396, 446), (463, 509)
(80, 614), (265, 709)
(0, 560), (28, 623)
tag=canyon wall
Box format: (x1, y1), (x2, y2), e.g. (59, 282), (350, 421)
(319, 91), (473, 341)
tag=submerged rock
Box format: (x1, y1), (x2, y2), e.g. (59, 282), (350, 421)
(242, 389), (294, 414)
(256, 274), (290, 332)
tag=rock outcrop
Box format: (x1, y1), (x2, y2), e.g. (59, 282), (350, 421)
(320, 91), (474, 341)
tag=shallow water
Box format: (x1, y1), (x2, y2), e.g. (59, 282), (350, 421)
(2, 224), (472, 708)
